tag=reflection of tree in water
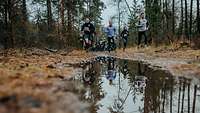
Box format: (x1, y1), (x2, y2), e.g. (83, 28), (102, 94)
(143, 69), (198, 113)
(81, 62), (105, 112)
(103, 58), (132, 113)
(117, 61), (147, 112)
(80, 58), (199, 113)
(106, 58), (124, 113)
(143, 68), (173, 113)
(125, 62), (174, 113)
(110, 61), (147, 113)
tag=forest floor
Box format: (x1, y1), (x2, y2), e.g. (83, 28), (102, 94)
(0, 47), (200, 113)
(0, 49), (93, 113)
(106, 46), (200, 79)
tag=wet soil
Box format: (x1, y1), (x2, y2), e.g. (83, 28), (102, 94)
(73, 56), (200, 113)
(0, 48), (200, 113)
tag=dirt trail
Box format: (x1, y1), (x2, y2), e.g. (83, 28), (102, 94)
(93, 47), (200, 79)
(0, 47), (199, 113)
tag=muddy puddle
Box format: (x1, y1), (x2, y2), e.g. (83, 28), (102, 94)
(72, 56), (200, 113)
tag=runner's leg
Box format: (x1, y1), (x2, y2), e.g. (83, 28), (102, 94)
(138, 32), (142, 46)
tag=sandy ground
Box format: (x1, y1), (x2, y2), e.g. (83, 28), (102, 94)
(0, 47), (199, 113)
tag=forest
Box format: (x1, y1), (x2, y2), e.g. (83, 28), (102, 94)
(0, 0), (200, 113)
(0, 0), (199, 49)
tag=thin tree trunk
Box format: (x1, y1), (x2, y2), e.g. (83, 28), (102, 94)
(181, 81), (186, 113)
(47, 0), (53, 32)
(124, 0), (133, 17)
(192, 85), (197, 113)
(184, 0), (189, 39)
(21, 0), (28, 46)
(165, 0), (169, 30)
(178, 82), (182, 113)
(170, 81), (173, 113)
(4, 2), (8, 49)
(188, 83), (190, 113)
(189, 0), (193, 39)
(8, 0), (14, 48)
(22, 0), (27, 22)
(67, 0), (72, 45)
(118, 0), (121, 48)
(197, 0), (200, 34)
(60, 0), (65, 34)
(180, 0), (184, 36)
(162, 83), (166, 113)
(172, 0), (175, 34)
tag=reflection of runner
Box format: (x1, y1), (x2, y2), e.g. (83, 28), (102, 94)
(82, 63), (96, 85)
(106, 58), (117, 85)
(135, 63), (147, 93)
(135, 76), (147, 93)
(121, 61), (129, 78)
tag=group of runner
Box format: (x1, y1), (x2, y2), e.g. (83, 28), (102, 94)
(80, 12), (149, 52)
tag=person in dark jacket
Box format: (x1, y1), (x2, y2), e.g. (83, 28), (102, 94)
(81, 18), (95, 49)
(121, 26), (129, 51)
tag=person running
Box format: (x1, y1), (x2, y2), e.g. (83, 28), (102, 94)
(105, 20), (116, 52)
(137, 13), (149, 48)
(121, 26), (129, 51)
(81, 18), (95, 50)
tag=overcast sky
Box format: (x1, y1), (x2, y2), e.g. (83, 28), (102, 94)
(101, 0), (140, 26)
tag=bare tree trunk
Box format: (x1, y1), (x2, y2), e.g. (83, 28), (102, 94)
(172, 0), (175, 34)
(189, 0), (193, 39)
(47, 0), (53, 32)
(8, 0), (14, 48)
(60, 0), (65, 34)
(197, 0), (200, 34)
(4, 2), (9, 49)
(188, 83), (190, 113)
(184, 0), (189, 39)
(124, 0), (133, 17)
(170, 81), (173, 113)
(66, 0), (72, 46)
(178, 82), (182, 113)
(22, 0), (27, 22)
(181, 81), (186, 113)
(180, 0), (184, 36)
(117, 0), (121, 48)
(21, 0), (28, 46)
(165, 0), (169, 30)
(162, 83), (166, 113)
(192, 85), (197, 113)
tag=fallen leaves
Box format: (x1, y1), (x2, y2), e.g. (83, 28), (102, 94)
(0, 48), (91, 113)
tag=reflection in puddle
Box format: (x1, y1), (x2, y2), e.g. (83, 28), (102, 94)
(74, 57), (200, 113)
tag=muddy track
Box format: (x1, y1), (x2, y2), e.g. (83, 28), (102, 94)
(92, 51), (200, 80)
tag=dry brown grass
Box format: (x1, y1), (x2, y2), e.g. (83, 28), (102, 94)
(116, 46), (200, 60)
(0, 48), (92, 113)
